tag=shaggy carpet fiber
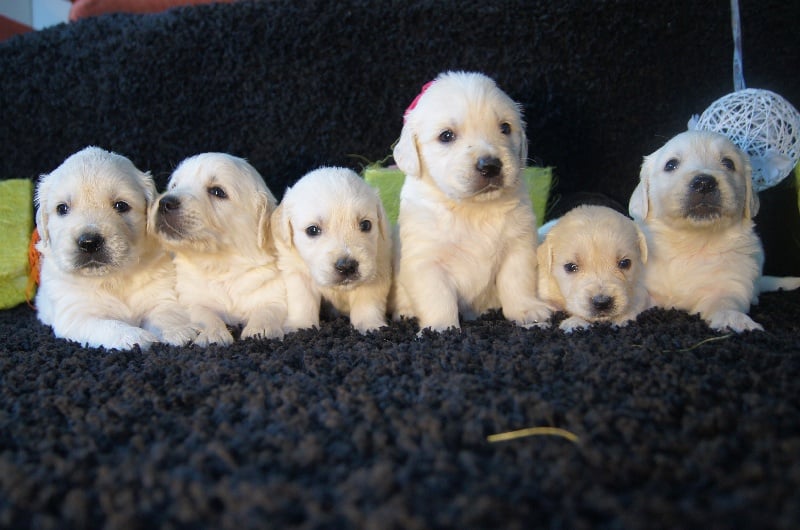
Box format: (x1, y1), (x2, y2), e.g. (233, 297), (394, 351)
(1, 1), (800, 528)
(2, 292), (800, 528)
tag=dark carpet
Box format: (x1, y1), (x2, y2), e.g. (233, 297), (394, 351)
(2, 294), (800, 529)
(1, 1), (800, 528)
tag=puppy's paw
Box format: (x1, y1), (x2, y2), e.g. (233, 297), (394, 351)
(417, 320), (461, 334)
(194, 326), (235, 347)
(113, 326), (159, 351)
(351, 316), (387, 334)
(160, 324), (199, 346)
(242, 323), (284, 341)
(559, 316), (592, 333)
(708, 310), (763, 333)
(506, 300), (552, 328)
(283, 318), (319, 335)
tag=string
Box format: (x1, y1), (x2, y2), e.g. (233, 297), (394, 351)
(731, 0), (745, 91)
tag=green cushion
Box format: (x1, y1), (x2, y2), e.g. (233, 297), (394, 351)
(364, 166), (553, 226)
(0, 179), (34, 309)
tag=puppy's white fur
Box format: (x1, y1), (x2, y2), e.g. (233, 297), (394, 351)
(537, 205), (651, 332)
(151, 153), (285, 345)
(629, 130), (799, 332)
(35, 146), (196, 350)
(391, 71), (550, 331)
(272, 167), (392, 333)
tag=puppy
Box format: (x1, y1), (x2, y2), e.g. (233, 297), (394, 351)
(537, 205), (651, 332)
(34, 146), (196, 350)
(151, 153), (285, 346)
(390, 71), (551, 331)
(271, 167), (392, 333)
(629, 130), (800, 332)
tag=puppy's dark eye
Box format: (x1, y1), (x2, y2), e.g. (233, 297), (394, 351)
(113, 201), (131, 213)
(56, 203), (69, 216)
(564, 263), (579, 274)
(305, 225), (321, 237)
(438, 129), (455, 143)
(618, 258), (632, 270)
(721, 157), (736, 171)
(208, 186), (227, 199)
(664, 158), (679, 172)
(500, 122), (511, 135)
(359, 219), (372, 232)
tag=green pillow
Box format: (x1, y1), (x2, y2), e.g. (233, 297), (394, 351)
(0, 179), (35, 309)
(364, 166), (552, 226)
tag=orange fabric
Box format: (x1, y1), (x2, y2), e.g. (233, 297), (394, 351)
(69, 0), (239, 21)
(26, 228), (41, 308)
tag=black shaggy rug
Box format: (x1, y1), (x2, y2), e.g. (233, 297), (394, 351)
(2, 1), (800, 528)
(2, 293), (800, 528)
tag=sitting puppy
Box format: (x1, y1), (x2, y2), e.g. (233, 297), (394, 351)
(391, 71), (551, 331)
(151, 153), (285, 345)
(629, 130), (799, 332)
(271, 167), (392, 333)
(537, 205), (651, 332)
(34, 146), (196, 350)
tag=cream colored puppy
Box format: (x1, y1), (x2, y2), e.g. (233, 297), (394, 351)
(391, 71), (551, 331)
(537, 205), (651, 332)
(629, 130), (800, 332)
(272, 167), (392, 333)
(35, 146), (196, 350)
(151, 153), (285, 345)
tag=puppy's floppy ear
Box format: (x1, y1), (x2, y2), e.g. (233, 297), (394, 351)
(256, 191), (279, 251)
(138, 170), (158, 235)
(138, 170), (157, 207)
(628, 156), (652, 220)
(741, 153), (760, 219)
(375, 198), (390, 243)
(515, 104), (529, 167)
(536, 236), (563, 304)
(393, 125), (421, 177)
(536, 237), (553, 277)
(634, 223), (648, 265)
(34, 173), (51, 249)
(270, 202), (294, 250)
(518, 126), (529, 168)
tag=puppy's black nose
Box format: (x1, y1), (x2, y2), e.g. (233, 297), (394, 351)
(476, 156), (503, 179)
(591, 294), (614, 313)
(77, 233), (104, 253)
(690, 174), (718, 194)
(335, 257), (359, 278)
(159, 195), (181, 212)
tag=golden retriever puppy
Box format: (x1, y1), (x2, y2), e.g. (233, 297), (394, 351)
(537, 205), (651, 332)
(151, 153), (285, 345)
(271, 167), (392, 333)
(629, 130), (800, 332)
(34, 146), (196, 350)
(390, 71), (551, 331)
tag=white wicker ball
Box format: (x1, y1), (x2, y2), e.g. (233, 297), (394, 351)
(691, 88), (800, 191)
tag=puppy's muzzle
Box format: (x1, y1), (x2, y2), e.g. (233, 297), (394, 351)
(74, 231), (110, 268)
(334, 256), (360, 282)
(590, 294), (616, 317)
(684, 174), (721, 219)
(78, 232), (104, 253)
(477, 156), (502, 179)
(474, 156), (504, 191)
(156, 195), (184, 237)
(159, 195), (181, 214)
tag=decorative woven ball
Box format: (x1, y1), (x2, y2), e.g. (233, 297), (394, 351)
(692, 88), (800, 191)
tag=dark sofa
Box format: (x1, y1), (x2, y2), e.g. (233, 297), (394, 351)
(1, 1), (799, 528)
